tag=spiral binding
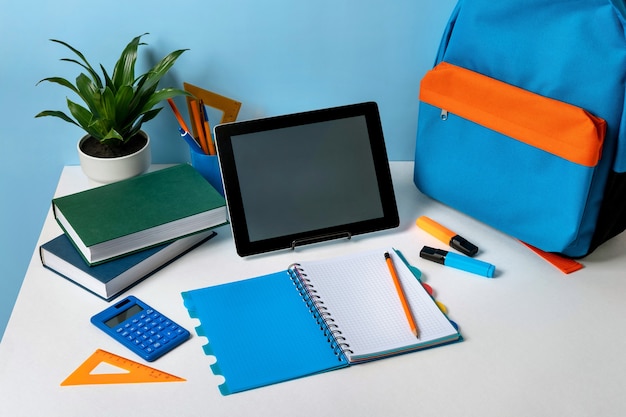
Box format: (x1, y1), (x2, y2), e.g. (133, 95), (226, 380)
(288, 263), (353, 360)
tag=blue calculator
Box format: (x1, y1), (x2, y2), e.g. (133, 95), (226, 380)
(91, 296), (190, 362)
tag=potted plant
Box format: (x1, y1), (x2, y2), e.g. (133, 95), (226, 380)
(36, 33), (189, 183)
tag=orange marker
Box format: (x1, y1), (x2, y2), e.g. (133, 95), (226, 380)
(416, 216), (478, 257)
(384, 252), (419, 338)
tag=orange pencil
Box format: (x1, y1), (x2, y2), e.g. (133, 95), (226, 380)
(200, 100), (216, 155)
(167, 98), (191, 133)
(384, 252), (419, 337)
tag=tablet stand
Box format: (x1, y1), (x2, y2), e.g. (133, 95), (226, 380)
(291, 231), (352, 250)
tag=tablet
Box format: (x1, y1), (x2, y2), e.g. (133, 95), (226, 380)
(215, 101), (399, 257)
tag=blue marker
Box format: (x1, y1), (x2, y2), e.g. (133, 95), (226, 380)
(419, 246), (495, 278)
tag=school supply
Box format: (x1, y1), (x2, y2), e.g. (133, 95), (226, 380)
(61, 349), (186, 386)
(182, 248), (461, 395)
(190, 99), (210, 155)
(40, 231), (216, 301)
(520, 242), (584, 275)
(183, 82), (241, 124)
(419, 246), (495, 278)
(385, 251), (419, 336)
(52, 164), (227, 265)
(91, 296), (190, 362)
(215, 102), (399, 256)
(413, 0), (626, 258)
(416, 216), (478, 256)
(181, 83), (242, 156)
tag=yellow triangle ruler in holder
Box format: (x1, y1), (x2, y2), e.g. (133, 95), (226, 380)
(61, 349), (186, 386)
(183, 82), (242, 125)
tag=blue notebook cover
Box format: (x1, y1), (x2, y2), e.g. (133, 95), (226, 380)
(182, 271), (349, 395)
(41, 230), (216, 301)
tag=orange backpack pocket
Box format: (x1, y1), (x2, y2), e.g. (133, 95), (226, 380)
(419, 62), (606, 167)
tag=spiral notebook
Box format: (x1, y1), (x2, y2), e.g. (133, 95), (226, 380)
(181, 248), (461, 395)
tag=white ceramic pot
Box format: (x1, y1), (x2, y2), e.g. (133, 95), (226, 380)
(77, 131), (151, 184)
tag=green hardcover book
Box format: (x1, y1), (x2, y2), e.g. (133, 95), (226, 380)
(52, 164), (227, 265)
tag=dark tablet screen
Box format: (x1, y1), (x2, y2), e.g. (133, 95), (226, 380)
(215, 102), (399, 256)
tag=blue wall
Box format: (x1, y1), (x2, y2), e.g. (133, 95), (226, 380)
(0, 0), (456, 340)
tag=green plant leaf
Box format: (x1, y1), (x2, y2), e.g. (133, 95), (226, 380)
(75, 73), (102, 116)
(111, 33), (147, 91)
(101, 128), (124, 144)
(34, 110), (80, 127)
(136, 49), (188, 99)
(99, 87), (118, 127)
(114, 85), (135, 124)
(36, 77), (79, 95)
(50, 39), (103, 89)
(141, 88), (191, 113)
(88, 118), (113, 140)
(66, 98), (106, 139)
(66, 99), (92, 127)
(139, 107), (162, 124)
(101, 64), (115, 91)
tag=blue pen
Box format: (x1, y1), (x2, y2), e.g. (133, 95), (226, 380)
(178, 127), (204, 154)
(419, 246), (496, 278)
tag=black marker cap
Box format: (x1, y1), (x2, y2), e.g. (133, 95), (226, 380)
(419, 246), (447, 265)
(450, 235), (479, 257)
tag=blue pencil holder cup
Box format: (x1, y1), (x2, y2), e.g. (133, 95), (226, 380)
(190, 149), (224, 196)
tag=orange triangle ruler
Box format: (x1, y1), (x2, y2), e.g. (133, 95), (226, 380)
(61, 349), (186, 386)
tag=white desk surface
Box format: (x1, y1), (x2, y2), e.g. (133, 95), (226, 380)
(2, 163), (625, 417)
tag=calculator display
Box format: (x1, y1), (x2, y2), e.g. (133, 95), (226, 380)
(104, 304), (144, 328)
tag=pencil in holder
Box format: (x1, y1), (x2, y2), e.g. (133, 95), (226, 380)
(190, 148), (224, 196)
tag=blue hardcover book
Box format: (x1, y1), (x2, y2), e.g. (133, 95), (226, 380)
(182, 248), (461, 395)
(40, 230), (216, 301)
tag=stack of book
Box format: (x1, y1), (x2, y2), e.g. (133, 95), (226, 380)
(40, 164), (228, 301)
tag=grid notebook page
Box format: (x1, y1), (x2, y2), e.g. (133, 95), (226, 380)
(295, 248), (458, 362)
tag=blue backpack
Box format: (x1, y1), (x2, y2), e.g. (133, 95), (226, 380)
(414, 0), (626, 257)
